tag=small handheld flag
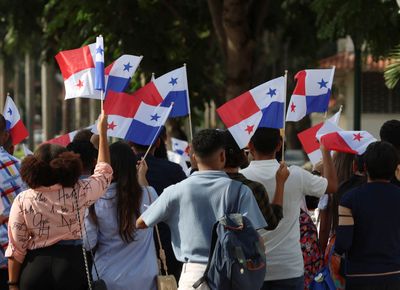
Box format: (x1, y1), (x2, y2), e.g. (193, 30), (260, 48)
(171, 137), (190, 161)
(55, 43), (101, 100)
(105, 54), (142, 93)
(297, 110), (341, 165)
(132, 66), (190, 117)
(3, 96), (29, 145)
(217, 76), (285, 149)
(95, 35), (105, 91)
(318, 130), (376, 155)
(286, 68), (335, 122)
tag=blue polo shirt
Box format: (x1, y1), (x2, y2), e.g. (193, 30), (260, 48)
(141, 170), (267, 263)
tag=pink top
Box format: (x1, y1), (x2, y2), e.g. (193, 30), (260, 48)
(5, 162), (113, 263)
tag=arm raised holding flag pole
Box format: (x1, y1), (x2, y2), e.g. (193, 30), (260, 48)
(94, 35), (105, 111)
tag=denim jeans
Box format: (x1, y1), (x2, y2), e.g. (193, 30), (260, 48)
(261, 275), (304, 290)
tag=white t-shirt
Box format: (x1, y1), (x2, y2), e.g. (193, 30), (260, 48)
(240, 159), (327, 281)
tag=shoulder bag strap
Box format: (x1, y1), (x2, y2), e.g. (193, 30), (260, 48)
(72, 188), (94, 290)
(144, 187), (169, 276)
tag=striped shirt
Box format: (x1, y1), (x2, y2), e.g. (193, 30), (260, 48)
(0, 147), (23, 268)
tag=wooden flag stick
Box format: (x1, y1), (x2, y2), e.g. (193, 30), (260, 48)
(282, 70), (288, 162)
(183, 63), (193, 141)
(142, 103), (174, 161)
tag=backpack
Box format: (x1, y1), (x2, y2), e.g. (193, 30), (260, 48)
(300, 209), (323, 289)
(193, 181), (266, 290)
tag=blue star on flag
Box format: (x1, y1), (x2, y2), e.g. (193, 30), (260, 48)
(123, 62), (133, 72)
(169, 77), (178, 86)
(7, 108), (12, 115)
(150, 113), (161, 121)
(96, 46), (104, 55)
(318, 78), (328, 89)
(267, 88), (277, 98)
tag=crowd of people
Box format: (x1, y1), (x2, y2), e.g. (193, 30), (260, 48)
(0, 113), (399, 290)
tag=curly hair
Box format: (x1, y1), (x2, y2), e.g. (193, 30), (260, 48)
(21, 143), (83, 189)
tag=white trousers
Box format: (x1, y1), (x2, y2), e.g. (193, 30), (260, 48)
(178, 263), (210, 290)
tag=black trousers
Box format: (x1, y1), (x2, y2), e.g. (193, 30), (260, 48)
(346, 279), (400, 290)
(19, 244), (87, 290)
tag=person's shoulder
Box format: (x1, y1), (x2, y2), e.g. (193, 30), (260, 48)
(242, 177), (266, 194)
(155, 158), (185, 172)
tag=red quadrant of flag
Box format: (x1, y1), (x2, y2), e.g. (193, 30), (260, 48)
(104, 91), (142, 118)
(320, 132), (358, 154)
(217, 92), (260, 128)
(131, 82), (164, 106)
(297, 122), (323, 154)
(292, 70), (306, 96)
(55, 45), (94, 80)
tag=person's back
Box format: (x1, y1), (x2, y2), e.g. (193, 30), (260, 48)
(85, 142), (158, 290)
(137, 129), (267, 290)
(336, 141), (400, 290)
(239, 128), (337, 290)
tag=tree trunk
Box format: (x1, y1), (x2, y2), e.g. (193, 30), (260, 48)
(353, 44), (362, 130)
(74, 98), (82, 129)
(13, 60), (20, 106)
(223, 0), (254, 100)
(41, 62), (55, 141)
(0, 56), (5, 112)
(25, 52), (35, 149)
(208, 0), (269, 101)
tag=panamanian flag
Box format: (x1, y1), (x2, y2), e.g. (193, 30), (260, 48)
(105, 54), (142, 93)
(46, 125), (94, 147)
(55, 43), (101, 100)
(3, 96), (28, 145)
(286, 68), (335, 122)
(217, 76), (285, 148)
(131, 66), (190, 117)
(99, 97), (172, 145)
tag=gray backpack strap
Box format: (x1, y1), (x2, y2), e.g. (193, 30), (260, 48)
(226, 180), (243, 214)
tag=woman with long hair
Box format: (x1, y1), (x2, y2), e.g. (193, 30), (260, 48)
(5, 113), (112, 290)
(85, 141), (158, 290)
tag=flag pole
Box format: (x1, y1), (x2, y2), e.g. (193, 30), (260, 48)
(282, 70), (288, 162)
(142, 103), (174, 161)
(183, 63), (193, 142)
(324, 65), (336, 120)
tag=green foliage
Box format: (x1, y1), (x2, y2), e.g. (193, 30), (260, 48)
(312, 0), (400, 56)
(384, 45), (400, 89)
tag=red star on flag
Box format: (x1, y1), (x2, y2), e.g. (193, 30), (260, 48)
(76, 79), (84, 89)
(107, 121), (117, 130)
(245, 125), (254, 134)
(353, 133), (363, 142)
(290, 102), (296, 112)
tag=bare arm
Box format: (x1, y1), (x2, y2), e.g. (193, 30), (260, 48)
(273, 162), (290, 206)
(136, 216), (148, 229)
(321, 146), (338, 193)
(8, 257), (22, 289)
(96, 111), (110, 165)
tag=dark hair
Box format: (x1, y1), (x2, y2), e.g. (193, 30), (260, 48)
(73, 129), (94, 142)
(250, 128), (281, 155)
(380, 120), (400, 153)
(91, 141), (142, 243)
(0, 114), (6, 133)
(154, 126), (168, 160)
(224, 131), (247, 168)
(192, 129), (225, 159)
(333, 152), (355, 185)
(365, 141), (399, 180)
(67, 141), (98, 173)
(3, 135), (13, 154)
(130, 142), (150, 153)
(21, 143), (83, 189)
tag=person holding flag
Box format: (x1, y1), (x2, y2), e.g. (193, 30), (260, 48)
(0, 114), (24, 290)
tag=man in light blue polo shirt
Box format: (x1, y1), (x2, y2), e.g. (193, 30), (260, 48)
(137, 129), (267, 290)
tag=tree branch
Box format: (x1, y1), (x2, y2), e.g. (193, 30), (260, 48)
(207, 0), (226, 54)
